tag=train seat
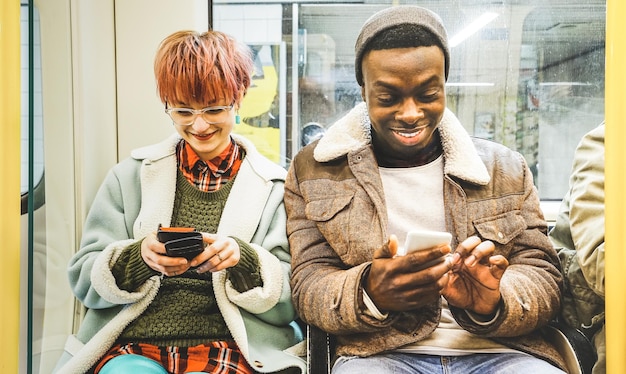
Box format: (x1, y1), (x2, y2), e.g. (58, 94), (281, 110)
(304, 320), (596, 374)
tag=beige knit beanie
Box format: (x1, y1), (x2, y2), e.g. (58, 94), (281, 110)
(354, 5), (450, 85)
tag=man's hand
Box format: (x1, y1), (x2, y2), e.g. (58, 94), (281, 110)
(442, 236), (508, 316)
(364, 235), (452, 312)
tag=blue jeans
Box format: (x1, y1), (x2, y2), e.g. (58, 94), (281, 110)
(332, 353), (566, 374)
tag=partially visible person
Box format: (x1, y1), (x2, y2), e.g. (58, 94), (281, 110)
(284, 5), (566, 373)
(53, 30), (305, 374)
(550, 123), (605, 374)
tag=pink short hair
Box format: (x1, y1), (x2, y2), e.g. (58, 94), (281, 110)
(154, 30), (253, 107)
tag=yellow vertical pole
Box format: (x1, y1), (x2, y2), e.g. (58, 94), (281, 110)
(605, 0), (626, 373)
(0, 0), (21, 372)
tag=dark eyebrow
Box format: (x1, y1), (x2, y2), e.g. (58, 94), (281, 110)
(371, 80), (398, 91)
(372, 73), (442, 91)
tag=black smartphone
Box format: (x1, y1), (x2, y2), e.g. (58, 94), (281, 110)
(157, 224), (204, 261)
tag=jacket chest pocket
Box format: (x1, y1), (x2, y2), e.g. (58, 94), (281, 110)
(472, 210), (526, 256)
(305, 192), (380, 264)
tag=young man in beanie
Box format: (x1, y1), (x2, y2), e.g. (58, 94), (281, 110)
(285, 5), (566, 373)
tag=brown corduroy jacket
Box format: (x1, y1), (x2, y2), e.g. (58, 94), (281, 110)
(284, 103), (566, 371)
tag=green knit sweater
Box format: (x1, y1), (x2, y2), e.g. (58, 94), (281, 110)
(110, 170), (262, 347)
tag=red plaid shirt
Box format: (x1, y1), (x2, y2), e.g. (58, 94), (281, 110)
(177, 138), (244, 192)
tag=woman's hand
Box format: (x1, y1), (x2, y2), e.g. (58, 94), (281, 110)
(191, 233), (240, 273)
(141, 232), (240, 276)
(140, 231), (190, 276)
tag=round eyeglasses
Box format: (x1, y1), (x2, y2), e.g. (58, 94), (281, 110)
(165, 104), (234, 126)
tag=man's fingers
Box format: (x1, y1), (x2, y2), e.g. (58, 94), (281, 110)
(373, 235), (399, 259)
(388, 235), (399, 257)
(455, 236), (481, 257)
(461, 239), (495, 267)
(489, 255), (509, 279)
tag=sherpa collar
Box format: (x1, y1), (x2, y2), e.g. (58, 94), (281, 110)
(313, 102), (491, 185)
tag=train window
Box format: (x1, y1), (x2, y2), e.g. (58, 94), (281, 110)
(213, 0), (605, 200)
(14, 1), (606, 372)
(214, 4), (287, 166)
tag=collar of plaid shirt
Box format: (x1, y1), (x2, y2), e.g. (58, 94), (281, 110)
(177, 138), (243, 192)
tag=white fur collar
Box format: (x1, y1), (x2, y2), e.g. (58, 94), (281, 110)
(314, 102), (490, 185)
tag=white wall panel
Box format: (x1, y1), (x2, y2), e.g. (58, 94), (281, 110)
(115, 0), (209, 160)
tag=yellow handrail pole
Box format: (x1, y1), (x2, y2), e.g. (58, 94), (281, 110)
(0, 0), (21, 372)
(605, 0), (626, 373)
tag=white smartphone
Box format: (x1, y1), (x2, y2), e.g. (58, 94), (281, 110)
(397, 230), (452, 257)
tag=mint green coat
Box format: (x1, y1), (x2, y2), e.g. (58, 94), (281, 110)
(54, 134), (305, 374)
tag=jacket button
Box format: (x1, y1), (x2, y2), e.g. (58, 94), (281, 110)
(497, 232), (504, 239)
(254, 360), (264, 368)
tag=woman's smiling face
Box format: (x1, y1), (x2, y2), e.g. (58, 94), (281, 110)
(360, 45), (446, 167)
(171, 99), (236, 162)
